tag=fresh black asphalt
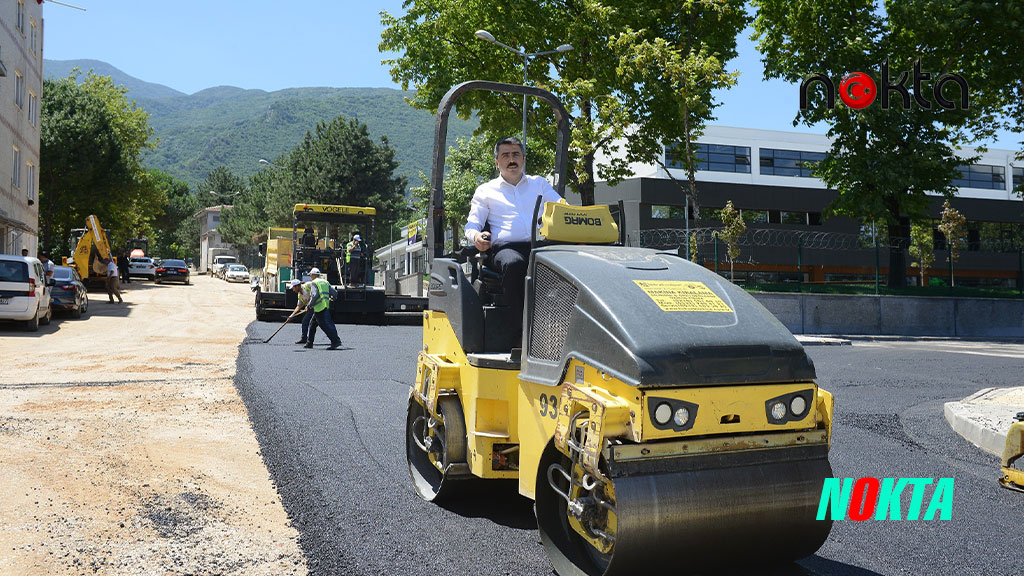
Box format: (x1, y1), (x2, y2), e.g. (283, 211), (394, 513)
(234, 320), (1024, 576)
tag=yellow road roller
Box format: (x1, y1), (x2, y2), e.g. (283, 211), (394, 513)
(406, 81), (835, 575)
(1000, 412), (1024, 492)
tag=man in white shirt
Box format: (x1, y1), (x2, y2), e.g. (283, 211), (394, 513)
(38, 252), (55, 279)
(464, 136), (562, 339)
(104, 257), (123, 303)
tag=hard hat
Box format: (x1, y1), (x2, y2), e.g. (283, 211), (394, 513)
(353, 235), (362, 241)
(287, 279), (301, 288)
(309, 267), (321, 276)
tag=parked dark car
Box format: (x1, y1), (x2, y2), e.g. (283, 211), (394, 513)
(155, 259), (190, 285)
(50, 265), (89, 318)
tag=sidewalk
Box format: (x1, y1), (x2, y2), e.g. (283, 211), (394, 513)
(945, 387), (1024, 456)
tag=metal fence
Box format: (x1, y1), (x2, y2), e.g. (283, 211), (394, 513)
(630, 227), (1024, 292)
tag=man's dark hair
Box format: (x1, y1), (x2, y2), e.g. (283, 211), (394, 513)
(494, 136), (525, 159)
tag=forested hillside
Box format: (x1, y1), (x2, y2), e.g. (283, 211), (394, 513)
(45, 59), (477, 190)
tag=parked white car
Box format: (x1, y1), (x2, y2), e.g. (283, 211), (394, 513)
(129, 257), (156, 280)
(224, 264), (251, 283)
(211, 255), (238, 279)
(0, 255), (53, 331)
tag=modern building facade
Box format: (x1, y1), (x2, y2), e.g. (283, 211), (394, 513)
(0, 0), (43, 255)
(595, 126), (1024, 286)
(195, 205), (233, 272)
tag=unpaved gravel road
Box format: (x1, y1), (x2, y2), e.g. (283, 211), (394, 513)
(0, 274), (307, 575)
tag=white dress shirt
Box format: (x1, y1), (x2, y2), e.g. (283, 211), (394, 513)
(464, 174), (562, 246)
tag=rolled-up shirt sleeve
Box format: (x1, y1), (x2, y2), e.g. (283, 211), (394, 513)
(464, 188), (488, 246)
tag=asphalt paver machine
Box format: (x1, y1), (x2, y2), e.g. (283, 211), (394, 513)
(254, 203), (426, 321)
(405, 81), (836, 575)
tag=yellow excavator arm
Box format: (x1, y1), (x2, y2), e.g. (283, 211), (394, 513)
(71, 215), (115, 282)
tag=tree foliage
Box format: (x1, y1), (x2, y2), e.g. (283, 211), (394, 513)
(218, 117), (410, 250)
(717, 200), (746, 281)
(908, 220), (935, 287)
(40, 70), (161, 255)
(149, 170), (200, 260)
(411, 136), (495, 251)
(752, 0), (1023, 286)
(380, 0), (747, 206)
(938, 199), (966, 286)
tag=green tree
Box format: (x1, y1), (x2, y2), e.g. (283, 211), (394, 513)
(380, 1), (747, 206)
(40, 70), (160, 255)
(752, 0), (1021, 287)
(908, 220), (935, 288)
(938, 200), (966, 287)
(220, 117), (409, 250)
(410, 136), (495, 252)
(610, 0), (747, 217)
(717, 200), (746, 281)
(149, 170), (198, 259)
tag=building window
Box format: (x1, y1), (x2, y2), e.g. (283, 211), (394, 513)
(26, 162), (35, 203)
(781, 211), (808, 225)
(759, 148), (826, 177)
(27, 90), (36, 126)
(16, 0), (25, 33)
(665, 142), (751, 173)
(651, 204), (687, 219)
(741, 209), (768, 224)
(12, 147), (20, 189)
(953, 164), (1006, 190)
(1012, 166), (1023, 193)
(14, 71), (23, 109)
(30, 20), (37, 56)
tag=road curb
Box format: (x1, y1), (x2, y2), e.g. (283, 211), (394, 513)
(944, 387), (1024, 457)
(795, 335), (851, 346)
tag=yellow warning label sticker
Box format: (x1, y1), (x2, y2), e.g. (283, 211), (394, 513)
(633, 280), (734, 313)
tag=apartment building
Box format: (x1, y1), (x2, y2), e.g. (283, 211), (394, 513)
(0, 0), (42, 255)
(595, 126), (1024, 285)
(196, 205), (234, 272)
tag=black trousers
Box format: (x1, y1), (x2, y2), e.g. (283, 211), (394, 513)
(486, 242), (531, 340)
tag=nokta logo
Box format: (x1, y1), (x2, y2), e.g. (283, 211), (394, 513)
(817, 477), (954, 521)
(800, 60), (969, 111)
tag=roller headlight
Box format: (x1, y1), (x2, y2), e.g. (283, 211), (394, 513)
(654, 402), (673, 425)
(770, 401), (787, 421)
(790, 395), (808, 417)
(673, 407), (690, 427)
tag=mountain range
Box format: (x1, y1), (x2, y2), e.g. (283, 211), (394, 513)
(44, 59), (477, 191)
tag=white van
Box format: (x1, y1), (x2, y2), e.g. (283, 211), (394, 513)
(0, 255), (53, 331)
(211, 255), (238, 279)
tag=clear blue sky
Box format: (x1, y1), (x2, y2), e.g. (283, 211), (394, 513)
(41, 0), (1018, 150)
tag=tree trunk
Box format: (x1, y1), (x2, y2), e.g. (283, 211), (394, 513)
(578, 151), (596, 206)
(886, 216), (910, 288)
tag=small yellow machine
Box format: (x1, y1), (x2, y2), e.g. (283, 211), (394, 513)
(406, 82), (835, 575)
(67, 215), (115, 288)
(1000, 412), (1024, 492)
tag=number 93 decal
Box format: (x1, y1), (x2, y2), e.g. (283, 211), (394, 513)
(538, 393), (558, 419)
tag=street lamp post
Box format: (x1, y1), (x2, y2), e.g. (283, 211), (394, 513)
(258, 158), (286, 170)
(474, 30), (572, 150)
(208, 190), (244, 198)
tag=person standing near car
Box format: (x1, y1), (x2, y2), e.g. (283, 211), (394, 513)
(302, 267), (341, 350)
(118, 252), (131, 284)
(288, 278), (318, 346)
(38, 252), (54, 279)
(104, 258), (123, 303)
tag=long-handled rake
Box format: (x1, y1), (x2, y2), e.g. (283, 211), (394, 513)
(263, 310), (301, 343)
